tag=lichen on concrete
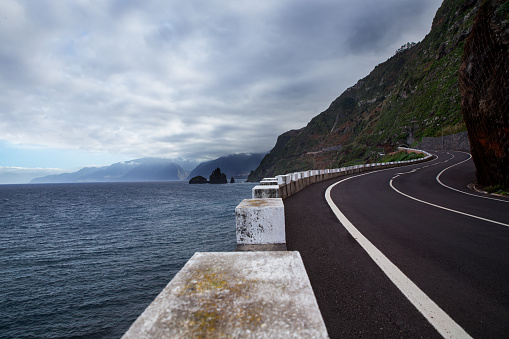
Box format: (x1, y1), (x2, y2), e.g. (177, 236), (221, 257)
(122, 252), (328, 338)
(235, 199), (285, 245)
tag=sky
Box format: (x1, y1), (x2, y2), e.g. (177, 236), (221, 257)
(0, 0), (443, 183)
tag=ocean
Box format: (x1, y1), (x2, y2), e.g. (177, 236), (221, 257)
(0, 181), (255, 338)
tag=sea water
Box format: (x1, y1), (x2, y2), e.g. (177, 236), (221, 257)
(0, 181), (255, 338)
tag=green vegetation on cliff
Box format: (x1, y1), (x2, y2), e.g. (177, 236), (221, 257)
(249, 0), (480, 182)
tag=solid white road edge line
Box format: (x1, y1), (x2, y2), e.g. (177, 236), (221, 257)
(436, 152), (509, 203)
(325, 177), (473, 339)
(390, 177), (509, 228)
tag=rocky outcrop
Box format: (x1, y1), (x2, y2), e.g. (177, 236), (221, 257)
(209, 168), (228, 184)
(188, 176), (208, 184)
(459, 0), (509, 187)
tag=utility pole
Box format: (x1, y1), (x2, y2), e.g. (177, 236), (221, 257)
(442, 117), (445, 150)
(442, 122), (445, 150)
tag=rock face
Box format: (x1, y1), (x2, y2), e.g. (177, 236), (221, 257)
(189, 176), (208, 184)
(459, 0), (509, 187)
(209, 168), (227, 184)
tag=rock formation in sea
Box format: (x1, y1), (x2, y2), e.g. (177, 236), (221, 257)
(459, 0), (509, 187)
(188, 153), (265, 180)
(188, 176), (208, 184)
(209, 168), (228, 184)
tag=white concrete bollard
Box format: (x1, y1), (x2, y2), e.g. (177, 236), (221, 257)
(122, 251), (328, 338)
(235, 198), (285, 245)
(260, 178), (278, 186)
(284, 174), (292, 183)
(252, 185), (280, 199)
(275, 175), (285, 185)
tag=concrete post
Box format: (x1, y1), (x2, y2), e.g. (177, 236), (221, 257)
(122, 252), (328, 338)
(252, 185), (280, 199)
(260, 178), (278, 186)
(235, 198), (285, 246)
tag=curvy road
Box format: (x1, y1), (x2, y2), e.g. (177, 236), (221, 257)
(284, 150), (509, 338)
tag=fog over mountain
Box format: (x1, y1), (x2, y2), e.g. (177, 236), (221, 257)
(31, 158), (187, 183)
(30, 153), (264, 183)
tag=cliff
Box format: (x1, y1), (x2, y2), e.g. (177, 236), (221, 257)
(459, 0), (509, 187)
(249, 0), (482, 181)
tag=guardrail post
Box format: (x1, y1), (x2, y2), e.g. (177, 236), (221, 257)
(235, 198), (285, 249)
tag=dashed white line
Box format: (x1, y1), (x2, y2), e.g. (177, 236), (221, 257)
(325, 177), (472, 339)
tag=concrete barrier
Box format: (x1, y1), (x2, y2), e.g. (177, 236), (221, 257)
(122, 252), (328, 338)
(235, 198), (285, 247)
(265, 148), (433, 201)
(252, 185), (280, 199)
(123, 148), (434, 338)
(260, 178), (278, 186)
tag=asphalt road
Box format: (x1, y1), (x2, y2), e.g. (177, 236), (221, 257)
(284, 151), (509, 338)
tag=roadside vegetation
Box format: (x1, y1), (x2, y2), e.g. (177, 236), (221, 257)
(485, 184), (509, 196)
(379, 151), (425, 163)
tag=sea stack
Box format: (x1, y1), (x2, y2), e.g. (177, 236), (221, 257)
(209, 168), (228, 184)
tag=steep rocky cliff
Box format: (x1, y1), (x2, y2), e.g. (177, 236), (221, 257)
(249, 0), (481, 181)
(459, 0), (509, 187)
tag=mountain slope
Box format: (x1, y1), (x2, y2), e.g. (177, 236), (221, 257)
(31, 158), (187, 183)
(188, 153), (266, 180)
(249, 0), (481, 181)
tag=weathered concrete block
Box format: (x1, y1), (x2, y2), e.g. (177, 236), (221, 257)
(279, 184), (288, 199)
(275, 175), (285, 185)
(260, 178), (278, 186)
(309, 173), (316, 184)
(300, 171), (310, 187)
(290, 181), (297, 194)
(122, 251), (328, 339)
(252, 185), (280, 199)
(282, 174), (292, 184)
(235, 198), (285, 245)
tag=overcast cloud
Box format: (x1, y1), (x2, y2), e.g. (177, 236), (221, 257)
(0, 0), (442, 171)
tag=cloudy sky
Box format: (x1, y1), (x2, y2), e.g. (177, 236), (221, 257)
(0, 0), (442, 183)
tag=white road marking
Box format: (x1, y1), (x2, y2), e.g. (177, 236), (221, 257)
(435, 152), (509, 203)
(390, 177), (509, 228)
(326, 177), (472, 339)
